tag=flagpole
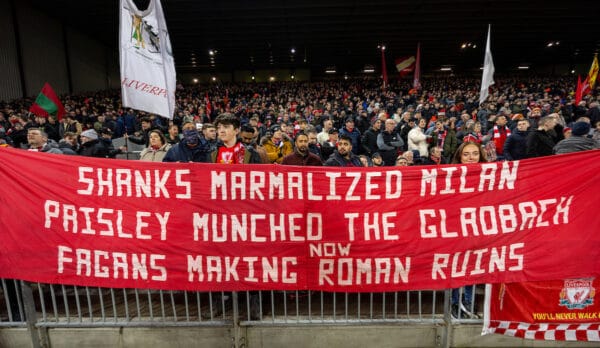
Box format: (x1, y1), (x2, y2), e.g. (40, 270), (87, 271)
(413, 43), (421, 90)
(380, 45), (388, 90)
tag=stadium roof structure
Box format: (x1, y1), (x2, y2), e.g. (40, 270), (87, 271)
(31, 0), (600, 76)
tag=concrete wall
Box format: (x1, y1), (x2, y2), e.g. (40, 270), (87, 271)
(66, 28), (110, 93)
(0, 0), (113, 100)
(14, 0), (69, 96)
(2, 324), (600, 348)
(0, 0), (23, 102)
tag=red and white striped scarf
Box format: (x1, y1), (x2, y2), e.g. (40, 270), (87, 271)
(493, 125), (511, 139)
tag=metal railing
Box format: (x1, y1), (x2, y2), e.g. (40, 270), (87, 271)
(1, 279), (482, 327)
(1, 279), (484, 347)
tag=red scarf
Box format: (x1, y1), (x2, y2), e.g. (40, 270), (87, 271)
(493, 125), (511, 139)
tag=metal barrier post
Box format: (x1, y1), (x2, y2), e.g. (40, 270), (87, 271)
(441, 289), (452, 348)
(21, 281), (47, 348)
(231, 291), (245, 348)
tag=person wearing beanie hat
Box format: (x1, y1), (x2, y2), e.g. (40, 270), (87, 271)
(78, 129), (109, 157)
(553, 121), (600, 154)
(571, 121), (591, 137)
(80, 129), (98, 140)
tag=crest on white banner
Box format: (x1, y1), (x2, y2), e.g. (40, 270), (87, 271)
(120, 0), (176, 119)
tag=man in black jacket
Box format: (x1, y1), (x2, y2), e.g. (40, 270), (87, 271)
(78, 129), (109, 158)
(526, 116), (557, 158)
(503, 119), (530, 160)
(361, 118), (382, 156)
(377, 119), (404, 167)
(324, 134), (363, 167)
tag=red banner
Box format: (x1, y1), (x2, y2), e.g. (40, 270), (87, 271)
(484, 280), (600, 341)
(0, 147), (599, 292)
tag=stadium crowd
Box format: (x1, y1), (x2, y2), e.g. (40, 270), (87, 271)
(1, 76), (599, 319)
(1, 76), (599, 165)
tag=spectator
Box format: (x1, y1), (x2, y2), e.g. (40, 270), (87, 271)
(317, 119), (333, 145)
(526, 115), (558, 158)
(305, 129), (321, 158)
(78, 129), (108, 158)
(339, 117), (361, 154)
(486, 115), (511, 160)
(422, 146), (446, 165)
(503, 119), (530, 161)
(377, 118), (404, 166)
(553, 121), (600, 154)
(408, 118), (429, 158)
(239, 125), (269, 164)
(202, 123), (219, 152)
(126, 117), (153, 147)
(210, 113), (262, 164)
(395, 155), (409, 166)
(282, 131), (322, 166)
(26, 128), (62, 154)
(139, 129), (171, 162)
(263, 125), (293, 164)
(58, 132), (78, 155)
(166, 124), (181, 145)
(324, 134), (363, 167)
(361, 118), (382, 156)
(99, 127), (125, 158)
(163, 122), (210, 162)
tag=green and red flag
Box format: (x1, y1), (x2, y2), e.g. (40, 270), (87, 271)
(29, 83), (65, 120)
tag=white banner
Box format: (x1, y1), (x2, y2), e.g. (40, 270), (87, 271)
(119, 0), (176, 119)
(479, 24), (495, 105)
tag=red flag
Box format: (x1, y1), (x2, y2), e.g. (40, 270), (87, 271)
(381, 47), (388, 89)
(395, 56), (416, 77)
(413, 43), (422, 90)
(205, 92), (212, 121)
(29, 83), (65, 120)
(575, 75), (590, 105)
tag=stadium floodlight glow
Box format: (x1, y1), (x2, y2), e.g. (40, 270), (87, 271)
(440, 67), (452, 71)
(291, 75), (295, 79)
(192, 78), (198, 83)
(251, 75), (255, 80)
(211, 76), (217, 81)
(269, 76), (275, 81)
(208, 49), (216, 56)
(363, 64), (375, 73)
(518, 66), (529, 70)
(571, 70), (575, 74)
(290, 48), (296, 54)
(325, 66), (336, 74)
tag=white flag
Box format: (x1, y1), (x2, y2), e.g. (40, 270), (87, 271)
(120, 0), (176, 119)
(479, 25), (495, 105)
